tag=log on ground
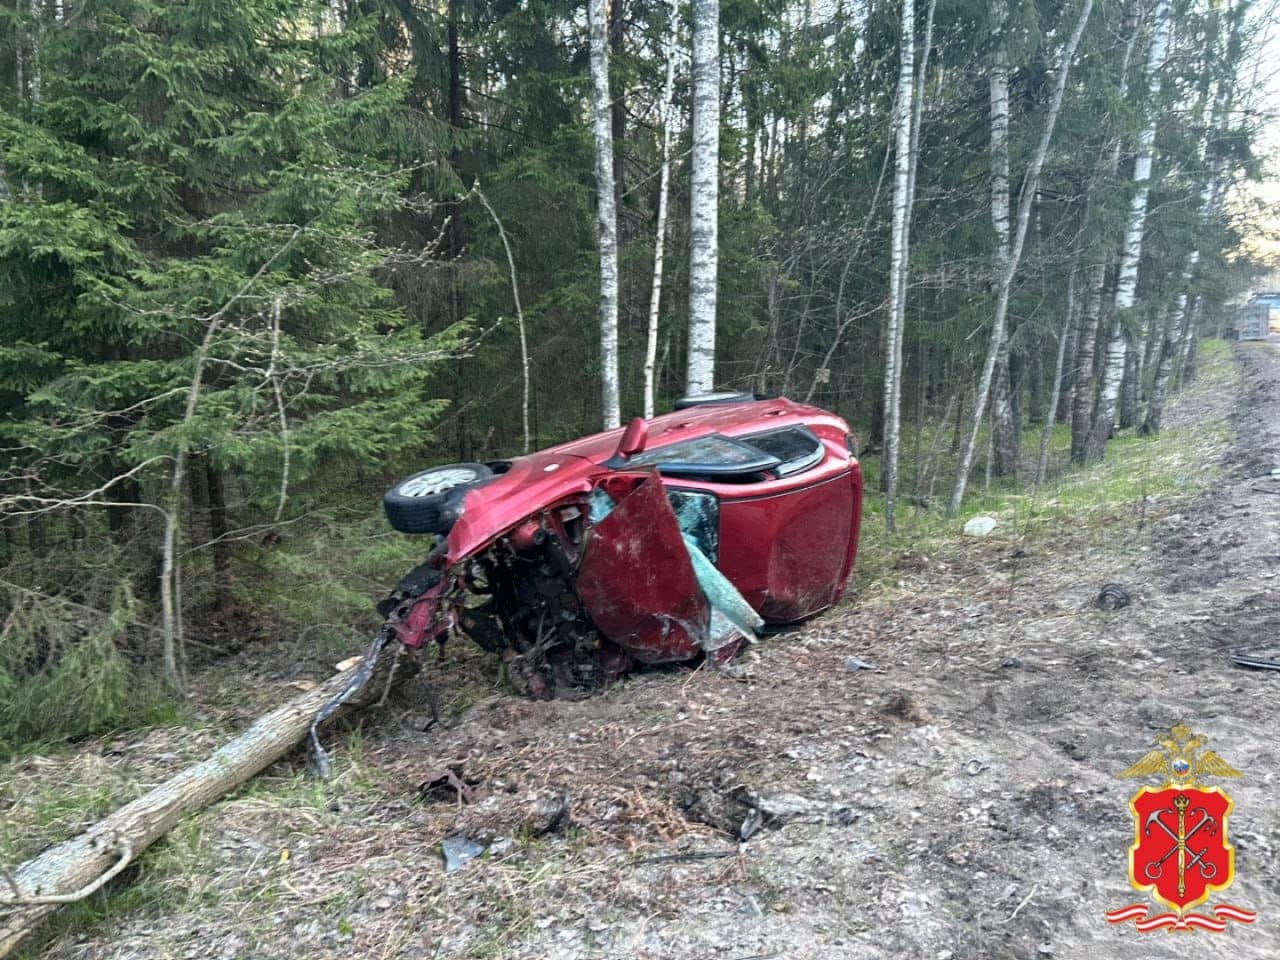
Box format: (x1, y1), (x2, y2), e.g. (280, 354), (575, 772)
(0, 662), (378, 957)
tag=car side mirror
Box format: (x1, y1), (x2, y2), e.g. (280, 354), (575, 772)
(616, 417), (648, 459)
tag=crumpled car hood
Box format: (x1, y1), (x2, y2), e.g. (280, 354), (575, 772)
(444, 450), (597, 562)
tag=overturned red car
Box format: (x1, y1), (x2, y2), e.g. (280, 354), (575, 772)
(376, 393), (864, 699)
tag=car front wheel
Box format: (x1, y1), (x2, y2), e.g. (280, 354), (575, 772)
(383, 462), (493, 535)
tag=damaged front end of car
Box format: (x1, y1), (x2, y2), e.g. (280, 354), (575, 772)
(379, 467), (761, 702)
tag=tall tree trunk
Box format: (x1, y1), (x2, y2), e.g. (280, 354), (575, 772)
(1038, 242), (1082, 483)
(644, 0), (677, 419)
(1086, 0), (1170, 463)
(205, 464), (233, 618)
(686, 0), (720, 395)
(475, 187), (532, 453)
(1069, 0), (1141, 463)
(610, 0), (627, 214)
(1070, 260), (1106, 461)
(27, 0), (42, 108)
(1118, 348), (1138, 428)
(985, 9), (1019, 479)
(948, 0), (1094, 514)
(1142, 295), (1188, 435)
(881, 0), (916, 532)
(589, 0), (621, 428)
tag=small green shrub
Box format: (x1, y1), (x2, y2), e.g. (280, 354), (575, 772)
(0, 585), (172, 756)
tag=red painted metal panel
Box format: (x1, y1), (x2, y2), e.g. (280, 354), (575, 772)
(576, 472), (710, 663)
(718, 462), (858, 622)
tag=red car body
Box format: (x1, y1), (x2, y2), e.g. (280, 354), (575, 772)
(381, 396), (863, 696)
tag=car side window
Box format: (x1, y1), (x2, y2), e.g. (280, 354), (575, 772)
(627, 434), (781, 477)
(740, 426), (824, 477)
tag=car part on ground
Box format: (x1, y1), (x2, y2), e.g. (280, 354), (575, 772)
(1230, 652), (1280, 671)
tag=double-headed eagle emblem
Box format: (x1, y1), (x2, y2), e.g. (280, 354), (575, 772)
(1118, 723), (1243, 788)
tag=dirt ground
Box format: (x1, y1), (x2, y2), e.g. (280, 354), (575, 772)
(11, 341), (1280, 959)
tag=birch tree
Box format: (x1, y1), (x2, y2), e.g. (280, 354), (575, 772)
(881, 0), (916, 532)
(1085, 0), (1170, 463)
(686, 0), (719, 396)
(589, 0), (621, 428)
(1069, 0), (1142, 463)
(644, 0), (678, 419)
(949, 0), (1095, 514)
(1038, 219), (1087, 483)
(986, 5), (1017, 477)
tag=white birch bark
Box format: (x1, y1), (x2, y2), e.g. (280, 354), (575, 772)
(1086, 0), (1170, 462)
(589, 0), (621, 429)
(1175, 4), (1245, 387)
(686, 0), (719, 395)
(882, 0), (915, 532)
(0, 661), (380, 956)
(986, 10), (1018, 478)
(1069, 1), (1141, 462)
(644, 0), (678, 420)
(948, 0), (1094, 514)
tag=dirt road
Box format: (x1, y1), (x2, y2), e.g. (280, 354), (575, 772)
(24, 342), (1280, 959)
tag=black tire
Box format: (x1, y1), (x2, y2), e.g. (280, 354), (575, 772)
(383, 462), (493, 535)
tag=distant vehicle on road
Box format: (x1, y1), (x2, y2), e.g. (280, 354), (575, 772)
(1231, 295), (1275, 340)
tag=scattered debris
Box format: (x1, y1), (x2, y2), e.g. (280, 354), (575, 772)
(844, 656), (876, 671)
(1093, 583), (1131, 611)
(738, 807), (765, 841)
(962, 759), (988, 777)
(1231, 652), (1280, 671)
(680, 782), (856, 840)
(1000, 657), (1022, 669)
(441, 835), (486, 873)
(963, 516), (998, 537)
(418, 762), (479, 804)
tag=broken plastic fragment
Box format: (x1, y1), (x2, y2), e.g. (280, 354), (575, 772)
(441, 834), (487, 872)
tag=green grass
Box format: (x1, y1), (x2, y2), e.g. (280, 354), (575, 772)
(852, 339), (1238, 593)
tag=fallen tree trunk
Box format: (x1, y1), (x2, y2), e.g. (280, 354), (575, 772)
(0, 659), (382, 957)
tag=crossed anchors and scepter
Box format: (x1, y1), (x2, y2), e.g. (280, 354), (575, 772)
(1141, 793), (1219, 897)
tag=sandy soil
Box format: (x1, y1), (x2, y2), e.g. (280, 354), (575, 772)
(14, 342), (1280, 960)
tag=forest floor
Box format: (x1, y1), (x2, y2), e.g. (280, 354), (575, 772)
(6, 340), (1280, 959)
